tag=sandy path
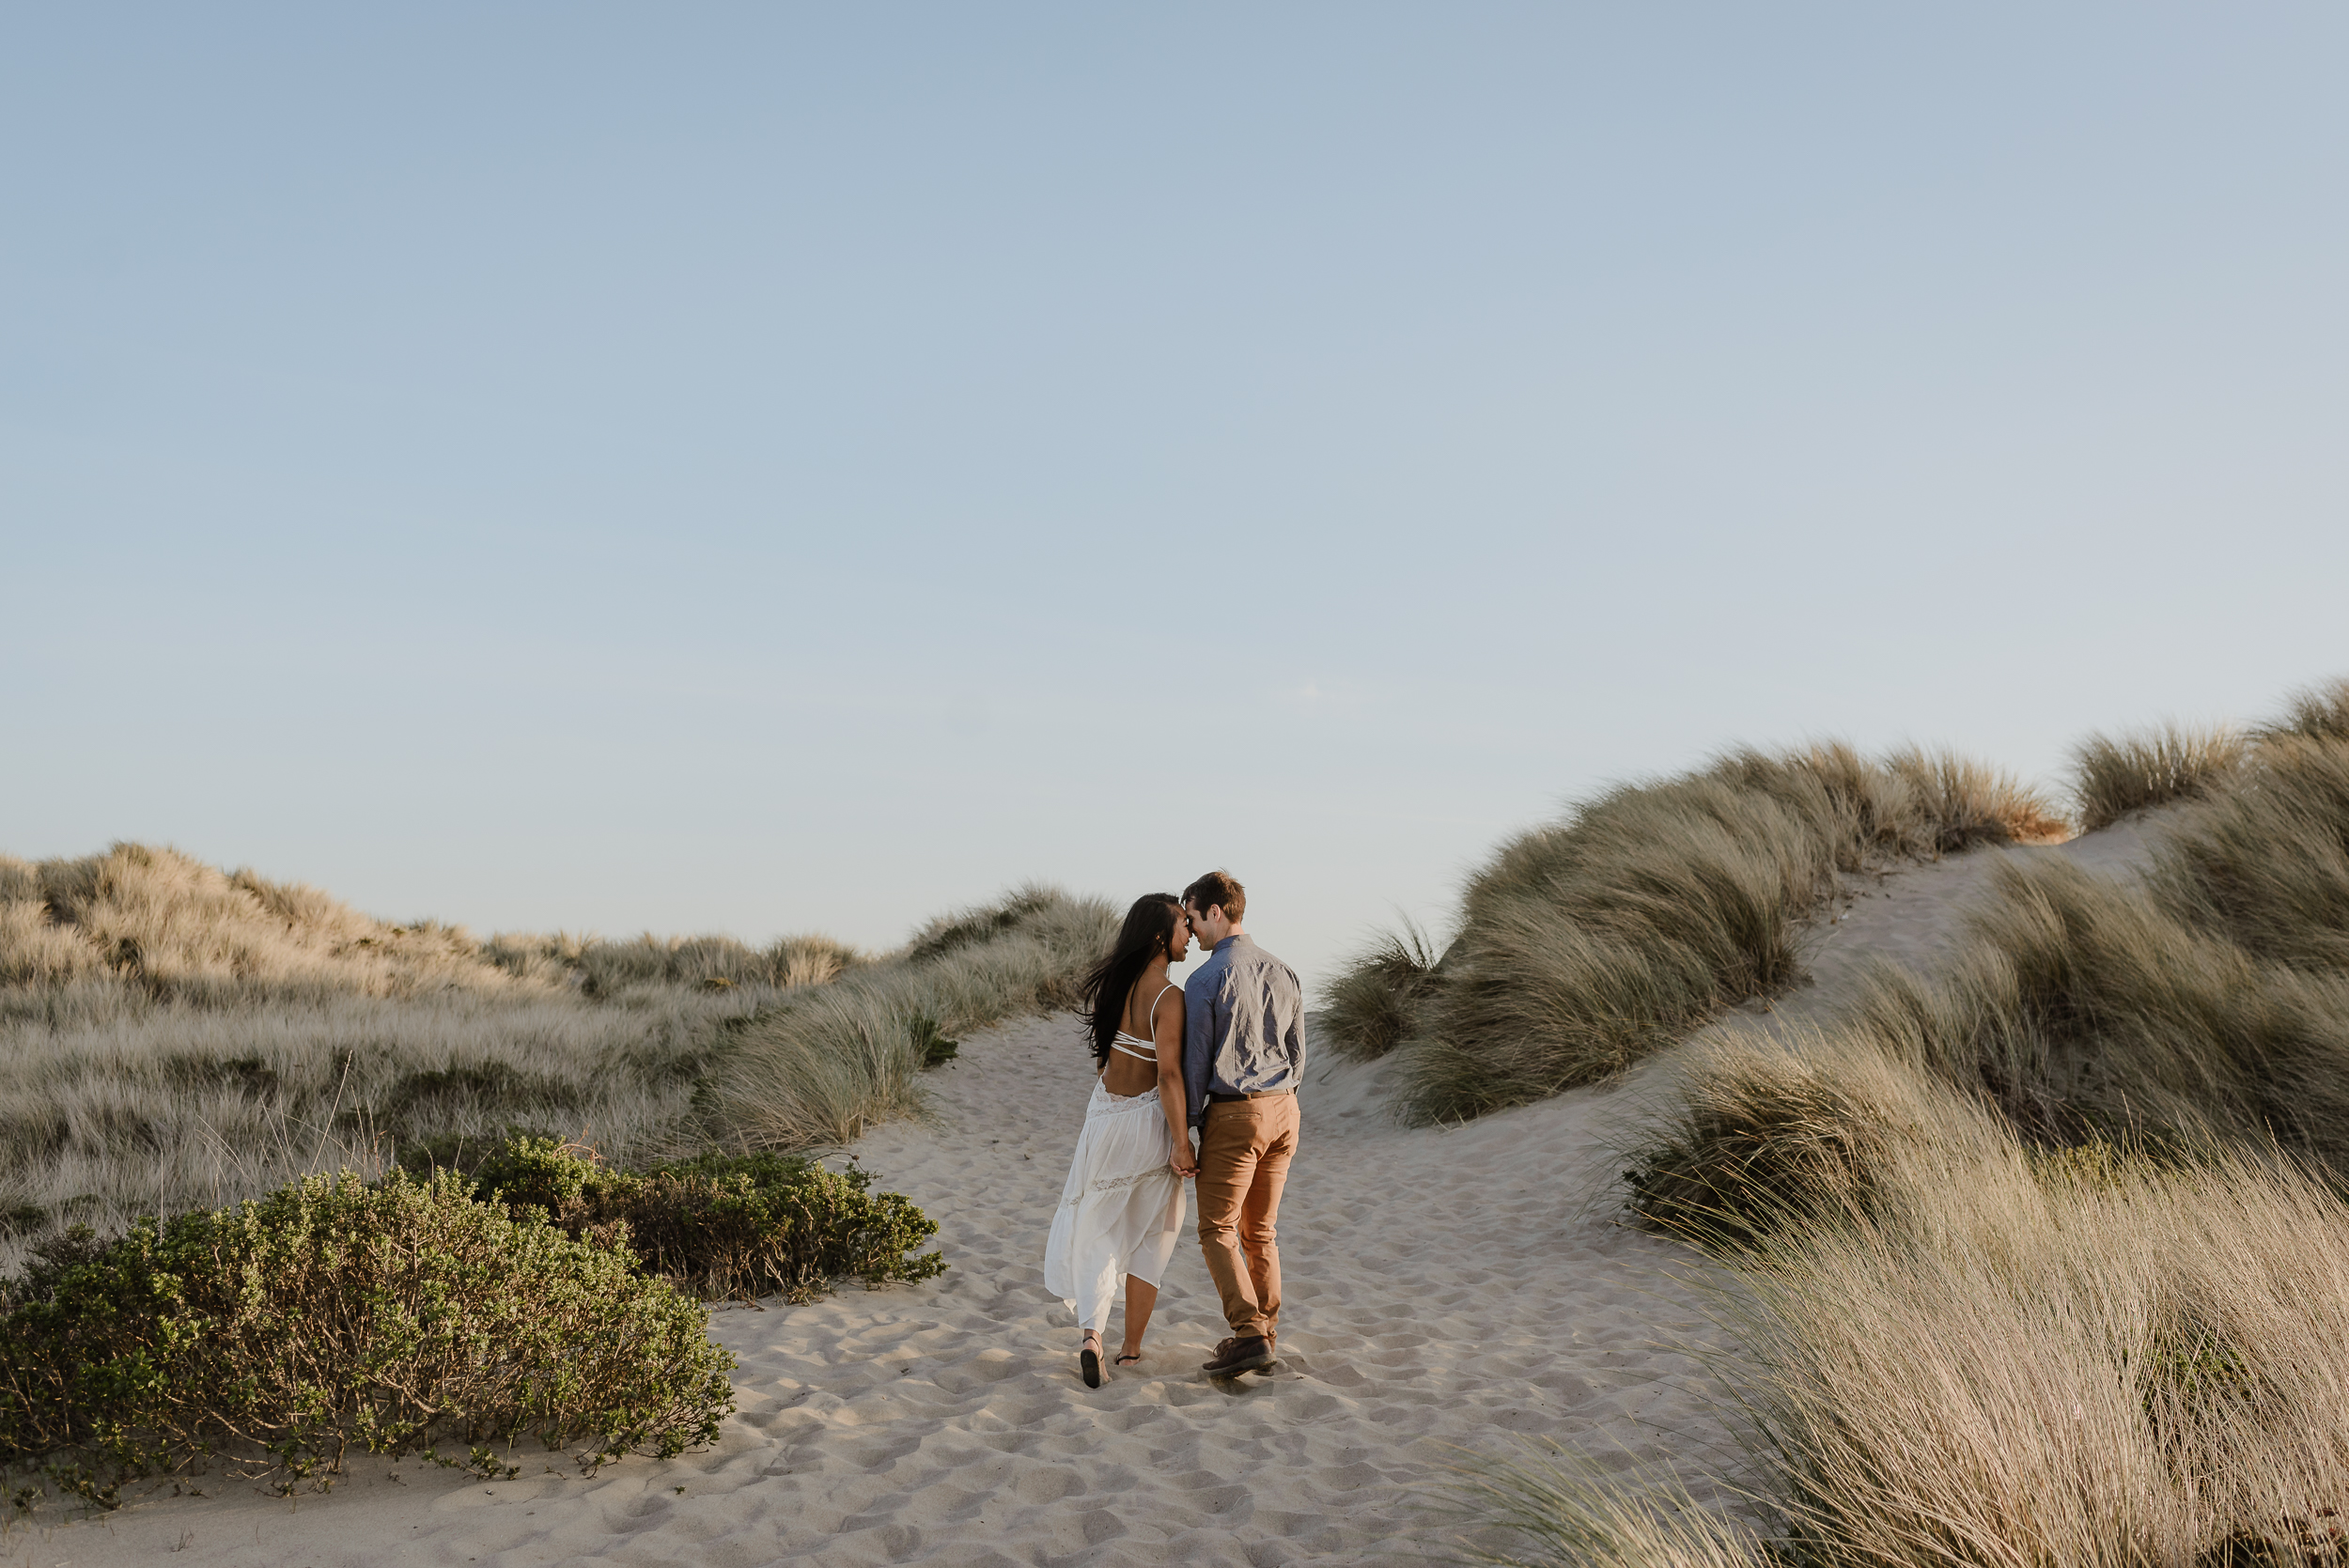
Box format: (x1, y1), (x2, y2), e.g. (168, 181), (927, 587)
(18, 817), (2172, 1567)
(28, 1030), (1728, 1567)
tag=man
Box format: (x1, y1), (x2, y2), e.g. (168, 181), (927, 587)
(1180, 870), (1305, 1378)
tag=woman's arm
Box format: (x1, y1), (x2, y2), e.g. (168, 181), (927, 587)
(1153, 989), (1196, 1177)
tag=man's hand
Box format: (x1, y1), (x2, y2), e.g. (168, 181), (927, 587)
(1170, 1142), (1199, 1179)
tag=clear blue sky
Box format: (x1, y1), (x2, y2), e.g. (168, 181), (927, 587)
(6, 6), (2345, 994)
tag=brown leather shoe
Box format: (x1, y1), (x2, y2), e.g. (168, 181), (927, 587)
(1202, 1335), (1274, 1376)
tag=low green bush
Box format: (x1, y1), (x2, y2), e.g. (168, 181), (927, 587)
(470, 1137), (946, 1303)
(0, 1171), (735, 1507)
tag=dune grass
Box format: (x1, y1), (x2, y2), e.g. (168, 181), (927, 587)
(1441, 1446), (1756, 1568)
(2253, 675), (2349, 745)
(1320, 920), (1441, 1063)
(1330, 743), (2067, 1122)
(0, 846), (1108, 1272)
(1505, 1116), (2349, 1568)
(711, 885), (1115, 1149)
(2067, 722), (2248, 832)
(1622, 686), (2349, 1249)
(1509, 679), (2349, 1565)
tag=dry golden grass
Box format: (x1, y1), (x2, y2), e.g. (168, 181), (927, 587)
(0, 846), (1105, 1272)
(1337, 742), (2068, 1124)
(1621, 1029), (1977, 1252)
(1564, 1029), (2349, 1566)
(0, 845), (514, 1001)
(1439, 1446), (1756, 1568)
(1726, 1141), (2349, 1568)
(2154, 733), (2349, 974)
(2253, 675), (2349, 745)
(1622, 697), (2349, 1249)
(1449, 679), (2349, 1565)
(712, 885), (1116, 1150)
(2068, 722), (2248, 832)
(1321, 920), (1441, 1063)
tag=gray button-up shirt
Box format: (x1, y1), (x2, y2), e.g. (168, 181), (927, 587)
(1181, 934), (1306, 1127)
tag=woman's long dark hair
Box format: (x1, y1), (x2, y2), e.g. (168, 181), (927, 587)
(1077, 894), (1182, 1067)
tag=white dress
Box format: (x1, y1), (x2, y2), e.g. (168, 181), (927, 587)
(1043, 990), (1187, 1331)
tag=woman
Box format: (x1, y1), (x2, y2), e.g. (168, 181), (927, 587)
(1044, 893), (1198, 1387)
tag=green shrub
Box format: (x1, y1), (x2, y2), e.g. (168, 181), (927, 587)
(0, 1171), (734, 1506)
(471, 1137), (945, 1303)
(910, 1014), (960, 1066)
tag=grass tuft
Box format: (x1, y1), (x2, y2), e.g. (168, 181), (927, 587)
(2252, 675), (2349, 745)
(2068, 722), (2248, 831)
(1623, 1031), (1968, 1251)
(1438, 1444), (1758, 1568)
(1321, 920), (1443, 1063)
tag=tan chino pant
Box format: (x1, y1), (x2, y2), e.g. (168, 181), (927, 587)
(1194, 1093), (1299, 1340)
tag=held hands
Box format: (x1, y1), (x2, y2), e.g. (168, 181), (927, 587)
(1170, 1140), (1199, 1179)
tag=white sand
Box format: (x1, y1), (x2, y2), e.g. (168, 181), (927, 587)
(16, 820), (2169, 1567)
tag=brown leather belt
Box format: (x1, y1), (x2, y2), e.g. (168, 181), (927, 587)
(1206, 1088), (1293, 1104)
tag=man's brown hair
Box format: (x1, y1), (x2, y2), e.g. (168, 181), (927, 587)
(1182, 871), (1246, 924)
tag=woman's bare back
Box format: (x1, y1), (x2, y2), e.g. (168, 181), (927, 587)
(1100, 976), (1176, 1096)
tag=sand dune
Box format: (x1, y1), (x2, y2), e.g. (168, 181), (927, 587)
(15, 824), (2165, 1567)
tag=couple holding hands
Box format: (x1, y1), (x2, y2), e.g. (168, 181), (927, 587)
(1041, 871), (1304, 1389)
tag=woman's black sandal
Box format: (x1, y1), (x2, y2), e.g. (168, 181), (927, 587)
(1114, 1352), (1143, 1367)
(1080, 1334), (1103, 1389)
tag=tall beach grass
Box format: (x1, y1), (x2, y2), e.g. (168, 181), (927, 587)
(1330, 743), (2066, 1123)
(1521, 680), (2349, 1565)
(2068, 722), (2248, 831)
(1420, 678), (2349, 1564)
(0, 845), (1108, 1270)
(709, 884), (1116, 1149)
(1485, 1114), (2349, 1568)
